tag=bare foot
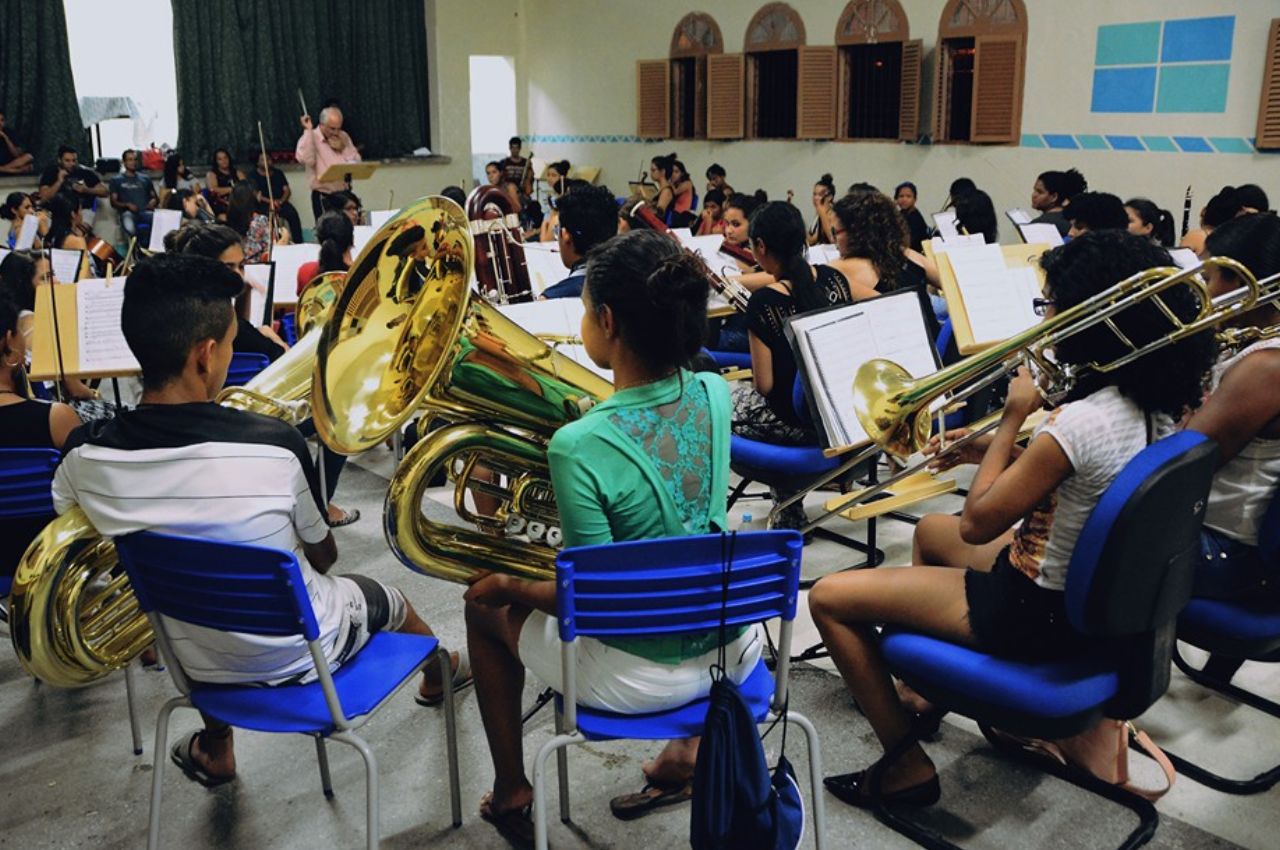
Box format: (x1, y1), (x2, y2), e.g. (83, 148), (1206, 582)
(896, 679), (935, 716)
(417, 650), (464, 702)
(642, 737), (700, 787)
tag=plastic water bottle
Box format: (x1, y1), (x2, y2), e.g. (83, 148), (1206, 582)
(740, 512), (753, 530)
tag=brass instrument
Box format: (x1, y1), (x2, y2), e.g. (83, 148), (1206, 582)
(1215, 272), (1280, 355)
(311, 196), (612, 584)
(628, 199), (750, 313)
(9, 275), (345, 687)
(769, 258), (1261, 530)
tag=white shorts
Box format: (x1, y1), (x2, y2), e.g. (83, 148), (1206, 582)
(517, 611), (764, 714)
(285, 575), (408, 685)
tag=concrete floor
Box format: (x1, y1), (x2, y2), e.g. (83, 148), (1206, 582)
(2, 448), (1278, 849)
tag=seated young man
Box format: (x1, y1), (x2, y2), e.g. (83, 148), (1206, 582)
(52, 253), (467, 787)
(540, 184), (620, 300)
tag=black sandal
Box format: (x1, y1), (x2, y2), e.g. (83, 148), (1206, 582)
(479, 793), (535, 850)
(608, 779), (694, 820)
(824, 768), (940, 809)
(169, 732), (236, 789)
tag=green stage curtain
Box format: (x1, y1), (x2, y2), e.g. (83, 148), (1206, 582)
(0, 1), (88, 168)
(171, 0), (430, 168)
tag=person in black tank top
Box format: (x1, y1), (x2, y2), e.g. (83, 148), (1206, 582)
(731, 202), (853, 531)
(0, 297), (80, 575)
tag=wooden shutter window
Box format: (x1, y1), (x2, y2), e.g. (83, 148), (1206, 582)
(898, 39), (923, 141)
(636, 60), (670, 138)
(969, 34), (1023, 143)
(1258, 19), (1280, 150)
(931, 44), (951, 142)
(797, 46), (838, 139)
(707, 53), (745, 139)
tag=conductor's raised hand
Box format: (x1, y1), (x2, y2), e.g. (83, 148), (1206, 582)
(300, 114), (313, 131)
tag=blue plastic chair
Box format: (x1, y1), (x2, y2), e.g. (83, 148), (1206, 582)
(223, 352), (271, 388)
(529, 530), (825, 850)
(115, 532), (461, 850)
(1160, 489), (1280, 794)
(867, 431), (1217, 850)
(280, 312), (299, 346)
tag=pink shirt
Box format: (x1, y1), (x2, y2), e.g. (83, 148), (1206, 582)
(295, 127), (361, 194)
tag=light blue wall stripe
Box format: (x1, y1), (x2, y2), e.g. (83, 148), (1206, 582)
(1076, 135), (1108, 151)
(1173, 136), (1214, 153)
(1020, 134), (1045, 148)
(1105, 135), (1145, 151)
(1042, 134), (1078, 150)
(1142, 136), (1178, 152)
(1209, 137), (1253, 154)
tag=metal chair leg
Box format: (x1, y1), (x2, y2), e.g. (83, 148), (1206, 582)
(554, 708), (571, 823)
(314, 736), (334, 798)
(787, 710), (825, 850)
(333, 731), (380, 850)
(531, 732), (580, 850)
(148, 696), (189, 850)
(437, 646), (462, 827)
(124, 660), (144, 755)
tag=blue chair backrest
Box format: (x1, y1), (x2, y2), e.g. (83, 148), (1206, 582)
(791, 374), (811, 427)
(1065, 430), (1217, 637)
(224, 352), (271, 388)
(556, 531), (802, 641)
(935, 318), (954, 360)
(0, 448), (60, 519)
(280, 312), (298, 347)
(115, 532), (320, 641)
(1256, 486), (1280, 569)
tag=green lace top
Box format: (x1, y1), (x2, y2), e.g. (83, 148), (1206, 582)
(547, 369), (739, 664)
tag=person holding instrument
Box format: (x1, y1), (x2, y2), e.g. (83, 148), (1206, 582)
(463, 230), (759, 845)
(498, 136), (535, 200)
(809, 231), (1216, 810)
(296, 106), (362, 219)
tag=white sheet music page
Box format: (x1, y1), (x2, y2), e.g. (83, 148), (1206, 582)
(352, 225), (376, 256)
(948, 243), (1041, 343)
(496, 298), (611, 381)
(1168, 248), (1200, 270)
(77, 278), (138, 373)
(50, 249), (82, 283)
(244, 263), (273, 325)
(807, 244), (840, 265)
(148, 209), (183, 252)
(14, 214), (38, 251)
(932, 210), (960, 241)
(1017, 222), (1065, 247)
(267, 244), (319, 306)
(790, 293), (938, 449)
(1006, 208), (1034, 226)
(367, 209), (397, 230)
(521, 243), (568, 296)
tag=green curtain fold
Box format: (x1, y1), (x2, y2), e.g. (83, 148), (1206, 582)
(0, 1), (88, 168)
(171, 0), (430, 168)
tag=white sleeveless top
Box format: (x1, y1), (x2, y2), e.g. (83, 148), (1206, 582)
(1204, 337), (1280, 545)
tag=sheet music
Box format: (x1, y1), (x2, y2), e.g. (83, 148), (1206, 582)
(14, 214), (38, 251)
(148, 209), (183, 252)
(50, 249), (83, 284)
(367, 209), (396, 230)
(668, 227), (693, 242)
(947, 243), (1042, 343)
(521, 243), (568, 296)
(496, 298), (612, 382)
(807, 244), (840, 265)
(789, 293), (939, 449)
(931, 210), (961, 241)
(0, 247), (8, 265)
(76, 278), (138, 373)
(929, 234), (985, 255)
(1168, 248), (1200, 270)
(1017, 222), (1065, 247)
(352, 225), (376, 256)
(679, 234), (726, 266)
(1006, 208), (1034, 226)
(244, 263), (274, 325)
(267, 244), (319, 306)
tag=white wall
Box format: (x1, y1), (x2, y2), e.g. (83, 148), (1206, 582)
(517, 0), (1278, 234)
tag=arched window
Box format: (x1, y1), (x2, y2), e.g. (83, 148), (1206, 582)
(669, 13), (723, 139)
(934, 0), (1028, 143)
(835, 1), (922, 140)
(744, 3), (806, 138)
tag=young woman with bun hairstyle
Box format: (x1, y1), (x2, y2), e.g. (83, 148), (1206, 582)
(1125, 197), (1175, 247)
(463, 229), (759, 843)
(808, 172), (837, 246)
(1030, 168), (1088, 237)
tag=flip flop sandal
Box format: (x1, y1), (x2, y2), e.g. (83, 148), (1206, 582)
(328, 508), (361, 528)
(479, 793), (535, 850)
(415, 647), (474, 707)
(608, 779), (694, 821)
(170, 732), (236, 789)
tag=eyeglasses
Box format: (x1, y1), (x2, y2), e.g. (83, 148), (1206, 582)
(1032, 297), (1056, 317)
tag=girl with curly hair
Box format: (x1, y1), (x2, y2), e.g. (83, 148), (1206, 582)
(829, 190), (938, 297)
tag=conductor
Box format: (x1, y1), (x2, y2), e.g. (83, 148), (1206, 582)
(296, 106), (362, 219)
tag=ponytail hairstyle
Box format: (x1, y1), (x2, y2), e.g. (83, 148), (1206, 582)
(953, 189), (999, 243)
(943, 177), (976, 210)
(163, 152), (185, 189)
(1043, 230), (1215, 417)
(584, 229), (711, 373)
(832, 192), (908, 290)
(44, 193), (77, 250)
(1039, 168), (1088, 207)
(1124, 198), (1175, 246)
(815, 173), (835, 200)
(315, 211), (354, 273)
(749, 201), (826, 312)
(651, 152), (677, 180)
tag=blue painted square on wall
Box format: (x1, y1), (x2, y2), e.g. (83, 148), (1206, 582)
(1162, 16), (1234, 63)
(1091, 67), (1156, 113)
(1157, 64), (1230, 113)
(1094, 22), (1161, 66)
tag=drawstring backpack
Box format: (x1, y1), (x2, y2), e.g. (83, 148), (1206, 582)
(690, 531), (805, 850)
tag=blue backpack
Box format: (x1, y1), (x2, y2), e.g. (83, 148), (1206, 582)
(689, 533), (805, 850)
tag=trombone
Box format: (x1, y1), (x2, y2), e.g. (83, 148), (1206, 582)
(1215, 271), (1280, 355)
(769, 257), (1261, 531)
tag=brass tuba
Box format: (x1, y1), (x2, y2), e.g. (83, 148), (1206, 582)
(312, 196), (612, 584)
(9, 272), (347, 687)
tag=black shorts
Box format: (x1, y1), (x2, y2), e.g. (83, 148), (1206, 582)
(964, 547), (1091, 659)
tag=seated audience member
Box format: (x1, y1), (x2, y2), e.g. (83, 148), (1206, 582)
(1125, 197), (1175, 247)
(0, 296), (81, 578)
(51, 253), (464, 787)
(109, 149), (158, 240)
(807, 173), (836, 246)
(1064, 191), (1129, 238)
(38, 146), (108, 228)
(440, 185), (467, 207)
(1182, 213), (1280, 602)
(463, 230), (758, 843)
(1236, 184), (1270, 214)
(953, 188), (999, 244)
(163, 188), (216, 223)
(542, 184), (618, 300)
(226, 180), (284, 263)
(696, 187), (726, 236)
(0, 111), (35, 174)
(1029, 168), (1088, 237)
(161, 151), (198, 205)
(251, 152), (303, 245)
(1, 191), (47, 250)
(811, 230), (1215, 809)
(705, 162), (734, 197)
(205, 148), (244, 218)
(733, 202), (854, 528)
(324, 189), (363, 227)
(484, 161), (503, 187)
(1182, 186), (1244, 255)
(828, 191), (937, 303)
(895, 181), (929, 252)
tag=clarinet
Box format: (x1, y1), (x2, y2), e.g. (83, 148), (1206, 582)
(1181, 185), (1193, 238)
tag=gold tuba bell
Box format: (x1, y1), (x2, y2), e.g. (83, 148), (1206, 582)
(9, 271), (347, 686)
(312, 196), (612, 584)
